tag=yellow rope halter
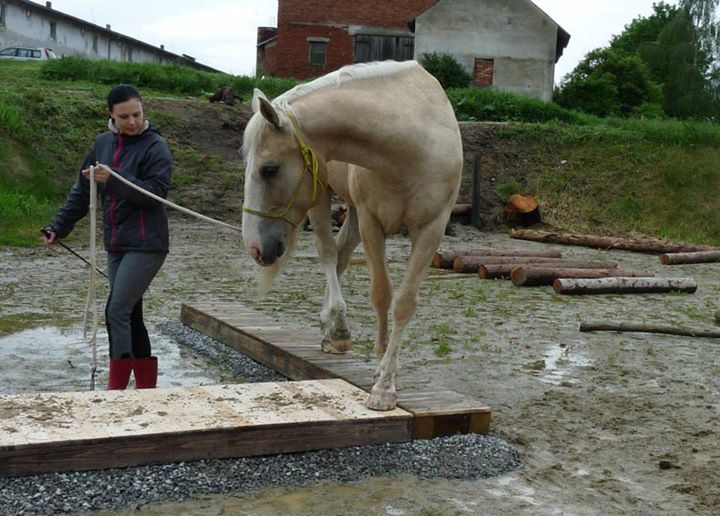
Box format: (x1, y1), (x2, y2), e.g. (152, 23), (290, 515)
(242, 110), (325, 227)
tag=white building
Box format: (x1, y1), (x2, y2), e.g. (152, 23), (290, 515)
(0, 0), (220, 72)
(414, 0), (570, 101)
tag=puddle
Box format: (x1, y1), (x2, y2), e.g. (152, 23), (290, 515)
(0, 325), (221, 395)
(539, 343), (593, 385)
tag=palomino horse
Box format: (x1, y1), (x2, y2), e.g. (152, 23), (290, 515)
(241, 60), (462, 410)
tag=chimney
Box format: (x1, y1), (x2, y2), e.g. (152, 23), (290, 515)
(106, 24), (111, 30)
(46, 1), (52, 8)
(160, 44), (164, 50)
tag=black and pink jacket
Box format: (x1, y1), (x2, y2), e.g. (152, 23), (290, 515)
(49, 122), (172, 253)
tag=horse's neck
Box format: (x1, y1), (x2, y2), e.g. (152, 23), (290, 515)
(292, 71), (438, 169)
(292, 95), (381, 168)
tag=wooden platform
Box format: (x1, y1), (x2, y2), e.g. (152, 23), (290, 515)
(0, 379), (411, 477)
(181, 302), (491, 439)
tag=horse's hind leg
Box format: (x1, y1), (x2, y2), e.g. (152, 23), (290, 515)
(365, 218), (445, 411)
(357, 212), (392, 360)
(336, 205), (361, 278)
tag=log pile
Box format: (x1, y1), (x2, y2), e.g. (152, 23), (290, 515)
(509, 228), (715, 254)
(432, 247), (693, 295)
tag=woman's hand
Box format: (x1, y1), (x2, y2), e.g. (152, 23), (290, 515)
(42, 228), (58, 251)
(82, 163), (113, 183)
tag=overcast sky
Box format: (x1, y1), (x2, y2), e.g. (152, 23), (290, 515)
(49, 0), (666, 83)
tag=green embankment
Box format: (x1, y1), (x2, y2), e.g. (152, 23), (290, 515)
(2, 59), (719, 247)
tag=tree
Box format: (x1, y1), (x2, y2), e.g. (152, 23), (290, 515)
(611, 2), (680, 54)
(555, 48), (663, 117)
(641, 9), (719, 117)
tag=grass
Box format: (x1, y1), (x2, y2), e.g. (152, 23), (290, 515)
(2, 58), (720, 247)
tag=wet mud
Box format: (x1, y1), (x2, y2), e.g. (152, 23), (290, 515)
(1, 215), (719, 514)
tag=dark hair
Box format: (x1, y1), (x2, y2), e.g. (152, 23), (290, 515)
(107, 84), (142, 110)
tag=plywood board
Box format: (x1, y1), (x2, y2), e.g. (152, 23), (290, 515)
(0, 379), (411, 477)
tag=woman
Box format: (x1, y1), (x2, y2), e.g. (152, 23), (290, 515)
(43, 84), (172, 390)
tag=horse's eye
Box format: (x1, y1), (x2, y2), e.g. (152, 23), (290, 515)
(260, 165), (279, 179)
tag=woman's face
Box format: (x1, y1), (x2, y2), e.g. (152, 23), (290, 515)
(110, 98), (144, 135)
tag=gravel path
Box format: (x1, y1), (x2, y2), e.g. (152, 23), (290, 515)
(0, 323), (523, 515)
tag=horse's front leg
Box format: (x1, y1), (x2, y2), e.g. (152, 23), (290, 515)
(307, 202), (352, 354)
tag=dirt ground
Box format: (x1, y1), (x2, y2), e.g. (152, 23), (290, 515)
(2, 216), (719, 515)
(1, 99), (718, 514)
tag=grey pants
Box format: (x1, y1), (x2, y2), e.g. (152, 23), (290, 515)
(106, 251), (166, 359)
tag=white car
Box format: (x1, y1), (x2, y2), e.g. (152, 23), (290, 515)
(0, 46), (57, 60)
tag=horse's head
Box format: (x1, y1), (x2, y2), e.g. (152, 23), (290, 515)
(242, 89), (324, 291)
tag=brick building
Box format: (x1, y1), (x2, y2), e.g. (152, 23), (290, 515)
(256, 0), (569, 101)
(257, 0), (435, 79)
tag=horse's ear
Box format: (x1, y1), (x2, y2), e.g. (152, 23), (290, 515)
(251, 88), (267, 113)
(252, 88), (281, 129)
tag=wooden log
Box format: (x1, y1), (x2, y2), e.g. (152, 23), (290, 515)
(455, 256), (618, 274)
(659, 250), (720, 265)
(511, 267), (654, 286)
(510, 228), (715, 254)
(553, 277), (697, 295)
(580, 322), (720, 338)
(479, 261), (624, 279)
(431, 248), (563, 269)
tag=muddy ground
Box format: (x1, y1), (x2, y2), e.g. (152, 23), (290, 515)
(2, 99), (719, 514)
(1, 215), (719, 515)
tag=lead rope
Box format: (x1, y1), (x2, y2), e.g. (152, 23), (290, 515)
(84, 164), (242, 389)
(101, 165), (242, 232)
(83, 165), (98, 390)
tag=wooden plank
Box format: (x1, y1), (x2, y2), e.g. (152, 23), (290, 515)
(181, 303), (492, 437)
(0, 379), (411, 477)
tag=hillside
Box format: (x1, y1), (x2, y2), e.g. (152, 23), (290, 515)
(2, 60), (720, 246)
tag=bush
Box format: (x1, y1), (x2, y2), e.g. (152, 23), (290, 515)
(447, 87), (583, 123)
(419, 52), (472, 89)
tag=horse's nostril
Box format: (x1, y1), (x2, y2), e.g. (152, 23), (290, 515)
(249, 246), (261, 259)
(275, 241), (286, 259)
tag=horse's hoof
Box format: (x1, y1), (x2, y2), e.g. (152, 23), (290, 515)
(365, 390), (396, 411)
(321, 338), (352, 354)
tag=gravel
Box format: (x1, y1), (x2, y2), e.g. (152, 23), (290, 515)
(0, 323), (523, 515)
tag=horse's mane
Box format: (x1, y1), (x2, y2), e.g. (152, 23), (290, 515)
(273, 60), (420, 109)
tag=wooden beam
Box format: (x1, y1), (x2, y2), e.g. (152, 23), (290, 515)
(181, 303), (491, 438)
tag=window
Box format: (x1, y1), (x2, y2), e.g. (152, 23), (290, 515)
(0, 4), (6, 26)
(0, 47), (17, 56)
(308, 40), (327, 66)
(17, 48), (31, 58)
(31, 49), (41, 58)
(50, 21), (57, 40)
(474, 58), (494, 87)
(92, 35), (98, 53)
